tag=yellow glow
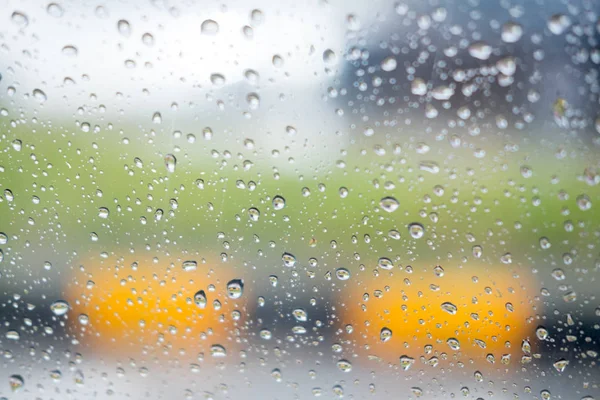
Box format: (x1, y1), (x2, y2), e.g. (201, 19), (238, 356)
(340, 263), (536, 363)
(65, 256), (242, 357)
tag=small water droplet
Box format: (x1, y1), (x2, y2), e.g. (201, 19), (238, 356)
(468, 42), (493, 60)
(411, 78), (427, 95)
(377, 257), (393, 270)
(226, 279), (244, 299)
(210, 344), (227, 357)
(142, 32), (154, 46)
(293, 308), (307, 322)
(441, 302), (457, 315)
(380, 56), (397, 72)
(536, 326), (549, 340)
(548, 14), (571, 35)
(182, 260), (197, 272)
(11, 11), (29, 27)
(194, 290), (207, 308)
(164, 154), (176, 173)
(336, 359), (352, 372)
(379, 197), (399, 212)
(335, 268), (350, 280)
(553, 358), (569, 372)
(248, 207), (260, 221)
(380, 327), (392, 342)
(47, 3), (64, 18)
(322, 49), (337, 65)
(50, 300), (70, 316)
(577, 194), (592, 211)
(282, 252), (296, 267)
(9, 375), (24, 391)
(98, 207), (109, 219)
(201, 19), (219, 35)
(399, 355), (415, 371)
(501, 21), (523, 43)
(33, 88), (47, 103)
(117, 19), (131, 37)
(408, 223), (425, 239)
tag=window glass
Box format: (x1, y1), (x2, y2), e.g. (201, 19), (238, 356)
(1, 0), (599, 399)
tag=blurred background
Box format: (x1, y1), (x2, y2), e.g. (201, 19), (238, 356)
(0, 0), (599, 398)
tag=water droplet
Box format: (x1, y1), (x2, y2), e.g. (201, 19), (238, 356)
(50, 300), (70, 316)
(50, 370), (62, 381)
(553, 358), (569, 372)
(6, 330), (20, 340)
(377, 257), (393, 270)
(399, 355), (415, 371)
(468, 42), (493, 60)
(379, 197), (399, 212)
(210, 73), (226, 86)
(248, 207), (260, 221)
(11, 11), (29, 27)
(335, 268), (350, 280)
(269, 275), (278, 287)
(536, 326), (549, 340)
(496, 56), (516, 76)
(447, 338), (460, 350)
(411, 78), (427, 95)
(336, 359), (352, 372)
(0, 233), (8, 245)
(62, 45), (78, 57)
(210, 344), (227, 357)
(226, 279), (244, 299)
(201, 19), (219, 35)
(292, 308), (307, 322)
(577, 194), (592, 211)
(194, 290), (207, 309)
(47, 3), (64, 18)
(551, 268), (565, 281)
(271, 368), (282, 382)
(500, 253), (512, 264)
(548, 14), (571, 35)
(408, 223), (425, 239)
(117, 19), (131, 37)
(539, 237), (551, 249)
(98, 207), (109, 219)
(380, 56), (397, 72)
(33, 88), (47, 103)
(4, 189), (14, 202)
(322, 49), (337, 65)
(164, 154), (176, 173)
(431, 85), (454, 100)
(441, 302), (457, 315)
(272, 54), (284, 68)
(250, 9), (264, 24)
(501, 21), (523, 43)
(11, 139), (22, 151)
(380, 327), (392, 342)
(246, 92), (260, 110)
(9, 375), (24, 391)
(182, 260), (197, 272)
(141, 32), (155, 46)
(78, 314), (89, 325)
(282, 252), (296, 267)
(260, 329), (272, 340)
(540, 390), (551, 400)
(272, 195), (286, 210)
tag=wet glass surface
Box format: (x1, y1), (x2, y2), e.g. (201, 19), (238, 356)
(0, 0), (600, 399)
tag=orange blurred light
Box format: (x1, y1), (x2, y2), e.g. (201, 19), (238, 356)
(64, 255), (245, 359)
(339, 262), (537, 366)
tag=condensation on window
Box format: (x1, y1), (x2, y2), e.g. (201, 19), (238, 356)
(0, 0), (599, 399)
